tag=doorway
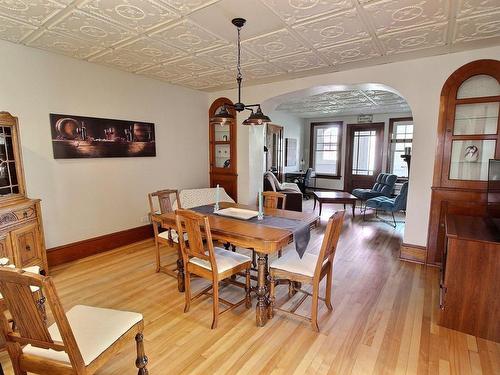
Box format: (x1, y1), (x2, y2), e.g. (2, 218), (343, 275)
(344, 123), (384, 192)
(265, 123), (284, 181)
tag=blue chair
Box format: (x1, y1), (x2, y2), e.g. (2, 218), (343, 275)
(364, 182), (409, 227)
(352, 173), (397, 212)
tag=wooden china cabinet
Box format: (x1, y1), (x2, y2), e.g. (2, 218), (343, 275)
(209, 98), (238, 201)
(0, 112), (48, 274)
(427, 59), (500, 265)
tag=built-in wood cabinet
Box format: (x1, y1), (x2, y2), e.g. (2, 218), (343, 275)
(0, 112), (48, 274)
(209, 98), (237, 201)
(441, 214), (499, 342)
(427, 60), (500, 265)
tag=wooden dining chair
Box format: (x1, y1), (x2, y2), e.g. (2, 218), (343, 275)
(148, 189), (182, 276)
(0, 267), (148, 375)
(268, 211), (345, 332)
(175, 209), (252, 329)
(262, 191), (287, 259)
(263, 191), (287, 210)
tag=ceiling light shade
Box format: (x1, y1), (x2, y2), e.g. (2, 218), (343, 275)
(210, 105), (234, 124)
(243, 106), (271, 125)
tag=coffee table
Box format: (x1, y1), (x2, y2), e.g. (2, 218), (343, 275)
(313, 191), (357, 217)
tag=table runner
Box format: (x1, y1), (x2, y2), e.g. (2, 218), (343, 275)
(191, 205), (310, 258)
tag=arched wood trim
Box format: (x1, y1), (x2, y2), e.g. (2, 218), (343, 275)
(432, 59), (500, 186)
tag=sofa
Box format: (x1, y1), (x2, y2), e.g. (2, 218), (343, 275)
(352, 173), (397, 202)
(263, 172), (303, 212)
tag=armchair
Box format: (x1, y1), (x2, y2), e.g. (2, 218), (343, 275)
(352, 173), (397, 209)
(364, 182), (408, 227)
(263, 172), (302, 212)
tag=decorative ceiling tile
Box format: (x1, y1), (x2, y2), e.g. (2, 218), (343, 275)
(138, 64), (183, 81)
(160, 0), (219, 15)
(119, 37), (186, 64)
(362, 0), (448, 34)
(318, 39), (380, 65)
(457, 0), (500, 17)
(171, 75), (219, 90)
(243, 29), (309, 59)
(379, 23), (447, 55)
(0, 0), (64, 26)
(79, 0), (180, 32)
(241, 61), (286, 79)
(270, 51), (328, 73)
(0, 15), (35, 43)
(89, 49), (156, 72)
(150, 19), (227, 53)
(454, 12), (500, 43)
(196, 45), (261, 69)
(292, 9), (369, 48)
(260, 0), (353, 24)
(165, 56), (219, 76)
(198, 69), (237, 86)
(27, 30), (104, 59)
(50, 10), (133, 47)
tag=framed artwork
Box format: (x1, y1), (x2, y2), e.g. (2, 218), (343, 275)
(285, 138), (297, 167)
(50, 113), (156, 159)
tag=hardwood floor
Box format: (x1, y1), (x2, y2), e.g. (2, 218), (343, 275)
(1, 201), (499, 374)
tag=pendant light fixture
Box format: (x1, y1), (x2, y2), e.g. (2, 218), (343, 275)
(210, 18), (271, 126)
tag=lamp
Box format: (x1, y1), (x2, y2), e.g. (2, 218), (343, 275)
(212, 18), (271, 126)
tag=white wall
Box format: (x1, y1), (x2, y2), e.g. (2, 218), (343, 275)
(302, 112), (412, 190)
(209, 45), (500, 247)
(0, 40), (209, 248)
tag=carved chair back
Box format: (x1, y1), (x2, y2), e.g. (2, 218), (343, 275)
(262, 191), (287, 210)
(175, 209), (217, 275)
(148, 189), (181, 215)
(314, 211), (345, 279)
(0, 267), (85, 371)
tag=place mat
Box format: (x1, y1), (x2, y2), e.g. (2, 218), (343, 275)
(191, 205), (310, 257)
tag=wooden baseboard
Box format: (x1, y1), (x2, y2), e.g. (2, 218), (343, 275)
(400, 243), (427, 264)
(47, 225), (154, 267)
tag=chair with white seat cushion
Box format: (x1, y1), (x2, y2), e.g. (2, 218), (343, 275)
(269, 211), (345, 332)
(175, 209), (251, 329)
(148, 189), (183, 277)
(0, 267), (148, 375)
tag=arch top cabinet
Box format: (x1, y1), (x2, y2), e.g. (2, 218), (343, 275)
(427, 59), (500, 265)
(0, 111), (48, 275)
(209, 98), (238, 201)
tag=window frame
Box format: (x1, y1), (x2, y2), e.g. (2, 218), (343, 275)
(388, 116), (414, 179)
(309, 121), (343, 179)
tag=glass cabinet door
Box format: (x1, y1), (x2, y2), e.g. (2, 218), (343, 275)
(0, 125), (20, 195)
(447, 73), (500, 182)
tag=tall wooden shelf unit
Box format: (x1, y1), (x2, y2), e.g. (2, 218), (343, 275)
(209, 98), (238, 201)
(427, 59), (500, 265)
(0, 112), (48, 274)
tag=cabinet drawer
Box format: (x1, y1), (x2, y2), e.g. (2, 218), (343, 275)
(10, 223), (42, 267)
(0, 205), (37, 229)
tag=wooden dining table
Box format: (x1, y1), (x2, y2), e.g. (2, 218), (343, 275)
(153, 202), (319, 327)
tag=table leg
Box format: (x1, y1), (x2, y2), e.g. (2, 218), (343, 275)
(177, 249), (185, 293)
(352, 201), (356, 217)
(313, 196), (317, 211)
(319, 202), (323, 216)
(256, 253), (268, 327)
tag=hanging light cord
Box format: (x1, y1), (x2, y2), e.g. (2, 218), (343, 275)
(236, 24), (243, 106)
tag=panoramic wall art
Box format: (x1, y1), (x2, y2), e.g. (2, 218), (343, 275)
(50, 113), (156, 159)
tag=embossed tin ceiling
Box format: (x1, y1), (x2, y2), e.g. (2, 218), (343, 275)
(275, 88), (412, 117)
(0, 0), (499, 91)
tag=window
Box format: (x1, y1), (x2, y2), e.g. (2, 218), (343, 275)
(310, 122), (342, 177)
(389, 117), (414, 178)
